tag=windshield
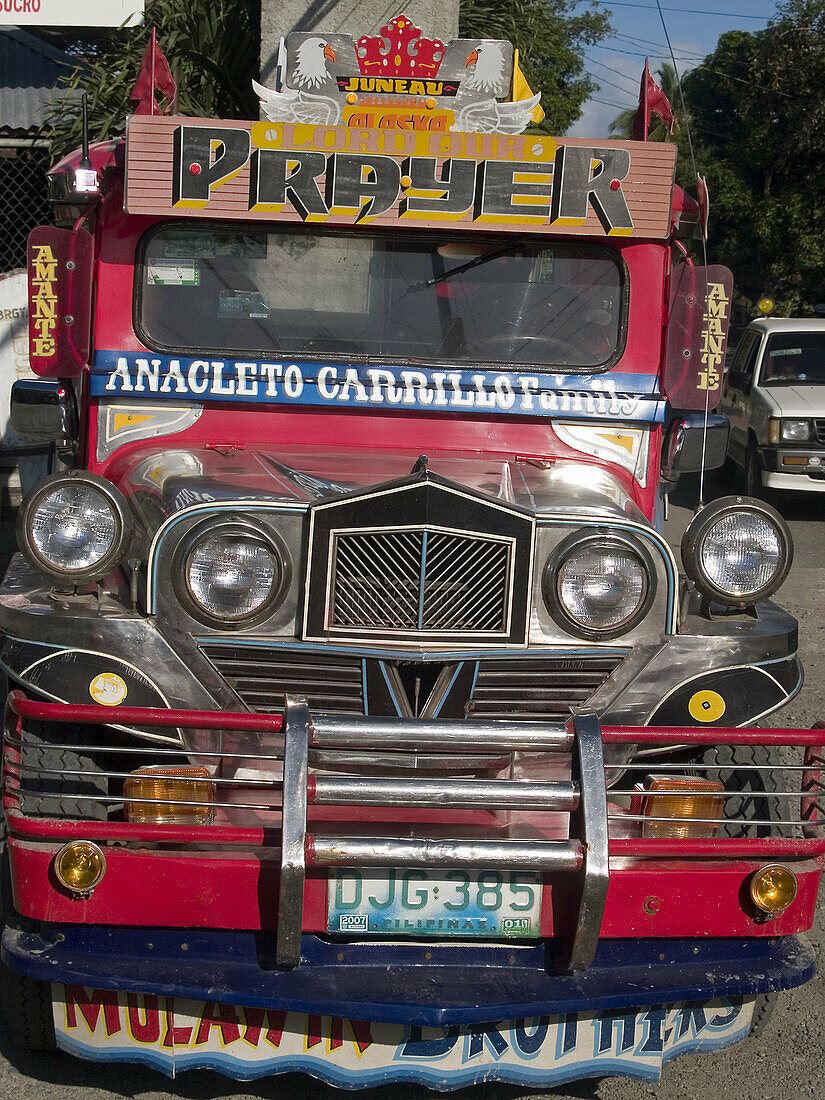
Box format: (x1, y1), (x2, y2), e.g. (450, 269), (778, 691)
(139, 226), (624, 370)
(761, 332), (825, 384)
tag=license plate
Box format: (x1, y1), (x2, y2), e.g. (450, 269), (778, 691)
(327, 868), (542, 938)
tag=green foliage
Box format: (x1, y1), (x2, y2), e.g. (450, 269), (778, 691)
(41, 0), (260, 158)
(459, 0), (611, 133)
(680, 1), (825, 316)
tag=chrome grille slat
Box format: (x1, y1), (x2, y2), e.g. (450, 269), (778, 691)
(468, 656), (622, 720)
(330, 527), (511, 635)
(201, 646), (364, 714)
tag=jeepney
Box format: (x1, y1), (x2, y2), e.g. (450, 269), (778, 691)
(0, 16), (822, 1087)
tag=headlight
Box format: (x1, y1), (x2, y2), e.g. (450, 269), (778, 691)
(543, 533), (654, 638)
(781, 419), (812, 442)
(681, 496), (792, 606)
(180, 522), (286, 624)
(17, 471), (131, 583)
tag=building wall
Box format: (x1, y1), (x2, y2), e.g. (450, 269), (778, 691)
(261, 0), (459, 83)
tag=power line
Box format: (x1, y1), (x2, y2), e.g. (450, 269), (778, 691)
(603, 1), (774, 17)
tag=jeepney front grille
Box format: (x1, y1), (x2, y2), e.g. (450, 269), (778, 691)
(814, 419), (825, 445)
(468, 656), (622, 720)
(200, 645), (364, 714)
(329, 528), (512, 635)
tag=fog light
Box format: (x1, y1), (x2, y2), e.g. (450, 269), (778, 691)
(750, 864), (797, 915)
(642, 776), (724, 839)
(54, 840), (106, 896)
(123, 766), (215, 825)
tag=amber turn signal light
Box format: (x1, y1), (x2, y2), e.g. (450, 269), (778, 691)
(750, 864), (797, 915)
(123, 766), (215, 825)
(642, 776), (725, 839)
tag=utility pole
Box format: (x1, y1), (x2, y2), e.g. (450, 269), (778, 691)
(261, 0), (459, 83)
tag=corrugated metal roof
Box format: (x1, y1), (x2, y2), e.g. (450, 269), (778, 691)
(0, 27), (79, 137)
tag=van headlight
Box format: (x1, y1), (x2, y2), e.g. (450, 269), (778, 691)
(681, 496), (792, 606)
(543, 533), (655, 638)
(17, 471), (131, 583)
(179, 521), (287, 624)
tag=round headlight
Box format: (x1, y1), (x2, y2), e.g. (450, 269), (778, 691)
(182, 524), (285, 624)
(682, 496), (792, 606)
(17, 472), (131, 583)
(544, 534), (654, 638)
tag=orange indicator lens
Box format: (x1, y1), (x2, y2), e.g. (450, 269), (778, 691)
(124, 766), (215, 825)
(642, 776), (724, 839)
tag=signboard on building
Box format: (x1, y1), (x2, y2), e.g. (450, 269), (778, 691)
(0, 1), (143, 27)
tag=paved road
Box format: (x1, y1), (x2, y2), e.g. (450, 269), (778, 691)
(0, 469), (822, 1100)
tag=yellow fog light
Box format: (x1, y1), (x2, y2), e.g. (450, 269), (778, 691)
(750, 865), (797, 915)
(123, 766), (215, 825)
(642, 776), (725, 839)
(54, 841), (106, 896)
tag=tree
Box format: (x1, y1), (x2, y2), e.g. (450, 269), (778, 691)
(679, 1), (825, 315)
(460, 0), (611, 133)
(41, 0), (260, 158)
(609, 62), (680, 142)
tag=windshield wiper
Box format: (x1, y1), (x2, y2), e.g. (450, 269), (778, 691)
(422, 238), (530, 287)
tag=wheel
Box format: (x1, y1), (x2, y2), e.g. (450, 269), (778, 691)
(0, 824), (54, 1050)
(699, 743), (793, 839)
(19, 720), (108, 820)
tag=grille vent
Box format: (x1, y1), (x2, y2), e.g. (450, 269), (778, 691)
(330, 528), (512, 635)
(814, 419), (825, 445)
(200, 645), (363, 714)
(468, 656), (622, 721)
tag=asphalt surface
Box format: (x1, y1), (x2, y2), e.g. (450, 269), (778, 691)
(0, 468), (822, 1100)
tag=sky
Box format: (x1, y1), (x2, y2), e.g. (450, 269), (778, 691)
(568, 0), (782, 136)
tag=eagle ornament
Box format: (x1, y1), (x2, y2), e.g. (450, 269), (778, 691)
(254, 14), (542, 135)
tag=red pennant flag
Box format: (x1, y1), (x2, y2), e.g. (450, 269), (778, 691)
(631, 58), (674, 141)
(130, 28), (177, 116)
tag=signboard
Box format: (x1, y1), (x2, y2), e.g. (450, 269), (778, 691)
(125, 115), (676, 239)
(52, 986), (755, 1086)
(0, 1), (143, 26)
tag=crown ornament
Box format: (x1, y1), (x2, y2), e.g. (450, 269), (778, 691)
(356, 15), (444, 78)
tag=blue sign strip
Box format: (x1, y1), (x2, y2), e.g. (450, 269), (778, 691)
(90, 352), (666, 422)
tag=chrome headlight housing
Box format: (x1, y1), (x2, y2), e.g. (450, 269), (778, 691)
(543, 532), (655, 639)
(17, 471), (131, 584)
(681, 496), (792, 606)
(177, 520), (288, 625)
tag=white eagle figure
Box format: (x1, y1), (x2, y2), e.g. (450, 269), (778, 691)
(253, 37), (342, 126)
(452, 42), (541, 134)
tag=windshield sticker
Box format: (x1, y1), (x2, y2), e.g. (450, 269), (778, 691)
(147, 260), (199, 286)
(92, 352), (665, 422)
(770, 349), (802, 357)
(218, 291), (270, 319)
(52, 986), (755, 1085)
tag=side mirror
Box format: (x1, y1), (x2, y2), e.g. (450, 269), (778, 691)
(728, 369), (752, 395)
(11, 379), (78, 451)
(661, 413), (729, 481)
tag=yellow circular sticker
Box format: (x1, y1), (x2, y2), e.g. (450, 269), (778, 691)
(757, 297), (775, 315)
(89, 673), (128, 707)
(688, 689), (726, 723)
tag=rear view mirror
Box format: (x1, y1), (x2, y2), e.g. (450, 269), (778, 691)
(11, 379), (78, 450)
(661, 413), (729, 481)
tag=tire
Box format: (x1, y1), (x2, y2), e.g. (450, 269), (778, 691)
(699, 743), (793, 839)
(19, 720), (108, 820)
(0, 824), (55, 1050)
(749, 992), (780, 1039)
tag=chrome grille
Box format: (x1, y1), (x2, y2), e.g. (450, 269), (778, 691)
(330, 528), (512, 634)
(200, 645), (364, 714)
(469, 656), (623, 720)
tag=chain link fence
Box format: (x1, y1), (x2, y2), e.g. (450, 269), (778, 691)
(0, 144), (53, 274)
